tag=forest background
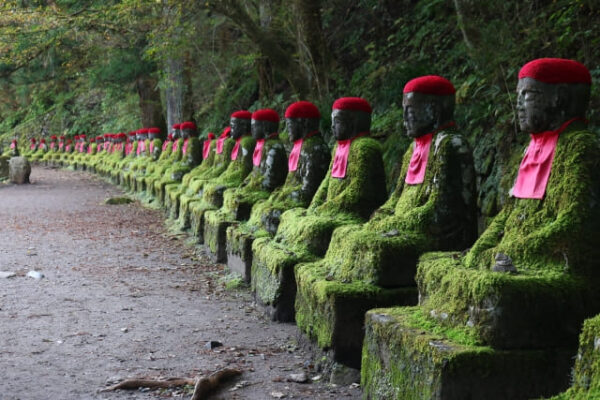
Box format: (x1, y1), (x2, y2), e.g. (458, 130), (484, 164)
(0, 0), (598, 228)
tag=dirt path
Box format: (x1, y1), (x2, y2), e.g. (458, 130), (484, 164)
(0, 167), (361, 400)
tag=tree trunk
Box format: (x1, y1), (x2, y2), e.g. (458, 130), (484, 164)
(294, 0), (330, 99)
(136, 75), (166, 133)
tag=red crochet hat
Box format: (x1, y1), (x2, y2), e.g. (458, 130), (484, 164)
(128, 131), (137, 137)
(332, 97), (372, 113)
(403, 75), (456, 95)
(285, 101), (321, 119)
(40, 138), (46, 143)
(252, 109), (280, 123)
(231, 110), (252, 120)
(518, 58), (591, 84)
(180, 121), (197, 131)
(80, 134), (87, 138)
(95, 136), (102, 141)
(74, 135), (80, 140)
(147, 127), (161, 134)
(90, 137), (96, 142)
(59, 136), (65, 140)
(50, 135), (57, 140)
(117, 133), (126, 139)
(207, 132), (216, 139)
(220, 126), (231, 138)
(172, 123), (181, 130)
(103, 133), (111, 138)
(30, 138), (36, 142)
(66, 139), (72, 144)
(137, 128), (149, 134)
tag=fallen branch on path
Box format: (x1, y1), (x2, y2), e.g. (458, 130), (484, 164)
(100, 368), (242, 399)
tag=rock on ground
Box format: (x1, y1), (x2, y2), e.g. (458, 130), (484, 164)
(8, 156), (31, 184)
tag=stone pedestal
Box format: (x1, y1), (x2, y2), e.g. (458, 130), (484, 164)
(9, 157), (31, 184)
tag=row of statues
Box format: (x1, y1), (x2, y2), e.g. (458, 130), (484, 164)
(19, 57), (600, 399)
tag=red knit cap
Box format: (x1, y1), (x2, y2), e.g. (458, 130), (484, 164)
(117, 133), (126, 139)
(172, 123), (181, 130)
(50, 135), (57, 140)
(128, 131), (137, 137)
(90, 137), (96, 142)
(104, 133), (111, 138)
(220, 126), (231, 138)
(59, 136), (65, 140)
(180, 121), (197, 131)
(66, 139), (72, 144)
(137, 128), (149, 134)
(95, 136), (102, 141)
(332, 97), (372, 113)
(403, 75), (456, 95)
(167, 133), (173, 140)
(74, 135), (80, 140)
(518, 58), (591, 84)
(285, 101), (321, 119)
(40, 138), (46, 143)
(208, 132), (216, 139)
(80, 134), (87, 138)
(30, 138), (36, 142)
(252, 109), (280, 123)
(231, 110), (252, 120)
(148, 127), (161, 134)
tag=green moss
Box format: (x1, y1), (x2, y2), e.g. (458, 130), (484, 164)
(104, 196), (133, 205)
(549, 314), (600, 400)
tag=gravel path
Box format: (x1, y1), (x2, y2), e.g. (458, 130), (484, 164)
(0, 167), (361, 400)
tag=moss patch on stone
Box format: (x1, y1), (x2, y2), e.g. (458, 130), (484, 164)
(104, 196), (134, 205)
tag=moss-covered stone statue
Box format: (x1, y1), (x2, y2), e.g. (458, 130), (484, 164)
(41, 135), (58, 165)
(114, 131), (139, 186)
(204, 108), (288, 262)
(226, 101), (330, 282)
(8, 139), (19, 157)
(154, 121), (203, 206)
(131, 128), (163, 192)
(175, 126), (235, 230)
(100, 133), (126, 177)
(362, 58), (600, 400)
(189, 111), (255, 243)
(25, 138), (37, 157)
(251, 97), (387, 322)
(164, 131), (216, 219)
(120, 128), (147, 189)
(141, 124), (181, 202)
(90, 134), (110, 175)
(295, 76), (477, 368)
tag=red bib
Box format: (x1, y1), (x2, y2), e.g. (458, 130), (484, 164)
(512, 118), (581, 199)
(331, 132), (368, 179)
(253, 139), (265, 166)
(216, 137), (227, 154)
(172, 140), (179, 153)
(203, 139), (212, 160)
(405, 133), (433, 184)
(231, 138), (242, 160)
(288, 131), (319, 172)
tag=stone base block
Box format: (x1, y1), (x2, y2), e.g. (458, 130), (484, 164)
(361, 306), (574, 400)
(226, 225), (255, 283)
(251, 239), (314, 322)
(203, 211), (232, 263)
(295, 262), (417, 368)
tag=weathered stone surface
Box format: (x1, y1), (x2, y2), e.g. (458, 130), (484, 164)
(0, 155), (9, 179)
(9, 156), (31, 184)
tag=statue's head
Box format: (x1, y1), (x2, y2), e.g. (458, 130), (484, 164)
(95, 136), (102, 144)
(230, 110), (252, 139)
(171, 123), (181, 140)
(148, 127), (161, 140)
(50, 135), (57, 142)
(180, 121), (197, 139)
(136, 128), (148, 141)
(331, 97), (372, 141)
(251, 109), (279, 140)
(516, 58), (590, 133)
(128, 131), (136, 142)
(59, 135), (65, 143)
(402, 75), (455, 139)
(80, 134), (87, 143)
(285, 101), (321, 142)
(117, 133), (126, 143)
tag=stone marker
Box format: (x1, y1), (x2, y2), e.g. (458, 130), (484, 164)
(9, 156), (31, 184)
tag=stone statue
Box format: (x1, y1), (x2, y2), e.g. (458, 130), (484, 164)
(175, 126), (235, 230)
(189, 111), (255, 243)
(251, 97), (387, 321)
(226, 101), (331, 281)
(362, 58), (600, 400)
(204, 108), (288, 262)
(294, 75), (477, 367)
(154, 121), (203, 205)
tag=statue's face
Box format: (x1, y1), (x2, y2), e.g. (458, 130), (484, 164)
(148, 133), (157, 140)
(402, 92), (438, 138)
(230, 117), (250, 139)
(181, 129), (191, 139)
(251, 119), (277, 140)
(516, 78), (560, 133)
(331, 109), (355, 141)
(286, 118), (305, 142)
(171, 129), (181, 140)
